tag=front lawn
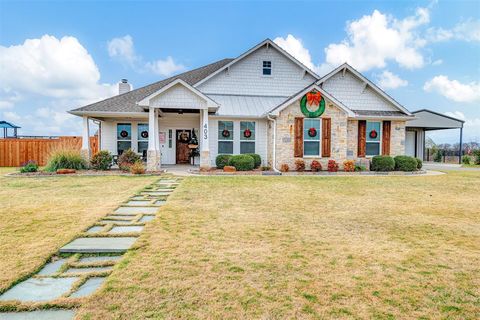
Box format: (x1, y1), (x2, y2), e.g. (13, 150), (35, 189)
(77, 172), (480, 319)
(0, 168), (158, 292)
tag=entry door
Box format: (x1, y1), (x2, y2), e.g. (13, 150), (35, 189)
(176, 130), (191, 164)
(160, 129), (175, 165)
(405, 131), (416, 157)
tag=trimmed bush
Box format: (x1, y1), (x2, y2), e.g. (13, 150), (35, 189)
(462, 155), (471, 165)
(130, 160), (145, 174)
(228, 154), (254, 171)
(294, 159), (305, 172)
(415, 157), (423, 170)
(473, 149), (480, 165)
(216, 154), (232, 169)
(310, 160), (322, 172)
(118, 149), (141, 171)
(90, 151), (113, 170)
(245, 153), (261, 168)
(394, 155), (418, 171)
(327, 160), (339, 172)
(45, 150), (87, 172)
(20, 160), (39, 173)
(354, 164), (366, 172)
(343, 160), (355, 172)
(280, 163), (289, 172)
(371, 155), (395, 172)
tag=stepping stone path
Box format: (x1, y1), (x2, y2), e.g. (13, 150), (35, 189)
(0, 176), (181, 319)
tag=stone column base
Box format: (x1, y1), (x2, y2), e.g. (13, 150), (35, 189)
(200, 150), (210, 170)
(80, 149), (90, 162)
(146, 150), (161, 172)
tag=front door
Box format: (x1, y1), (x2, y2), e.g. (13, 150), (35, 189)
(176, 130), (191, 164)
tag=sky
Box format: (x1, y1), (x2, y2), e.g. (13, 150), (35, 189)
(0, 0), (479, 144)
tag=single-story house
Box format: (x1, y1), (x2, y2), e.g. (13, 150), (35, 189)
(69, 39), (463, 170)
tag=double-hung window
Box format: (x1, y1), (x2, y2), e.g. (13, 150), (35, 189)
(117, 123), (131, 155)
(137, 123), (148, 155)
(262, 61), (272, 75)
(366, 121), (381, 156)
(218, 121), (233, 154)
(240, 121), (255, 154)
(303, 119), (321, 156)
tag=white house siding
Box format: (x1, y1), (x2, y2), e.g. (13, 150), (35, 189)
(150, 83), (207, 109)
(197, 46), (317, 97)
(208, 117), (268, 167)
(322, 70), (398, 111)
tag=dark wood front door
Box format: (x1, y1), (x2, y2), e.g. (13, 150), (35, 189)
(176, 130), (191, 164)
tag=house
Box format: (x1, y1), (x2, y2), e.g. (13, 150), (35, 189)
(70, 39), (457, 171)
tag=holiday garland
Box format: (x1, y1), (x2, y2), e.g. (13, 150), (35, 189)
(300, 90), (325, 118)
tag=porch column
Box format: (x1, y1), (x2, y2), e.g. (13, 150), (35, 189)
(200, 108), (210, 169)
(81, 116), (90, 160)
(147, 107), (161, 171)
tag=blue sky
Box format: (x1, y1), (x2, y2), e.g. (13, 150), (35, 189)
(0, 0), (479, 143)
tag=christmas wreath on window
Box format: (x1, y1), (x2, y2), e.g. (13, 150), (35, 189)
(222, 129), (230, 138)
(369, 129), (378, 139)
(141, 130), (148, 139)
(243, 128), (252, 138)
(300, 90), (325, 118)
(120, 130), (129, 138)
(308, 127), (317, 137)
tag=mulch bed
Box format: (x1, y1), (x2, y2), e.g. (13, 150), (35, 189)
(6, 170), (165, 177)
(193, 169), (428, 176)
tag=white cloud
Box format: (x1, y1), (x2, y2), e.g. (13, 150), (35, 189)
(323, 7), (430, 71)
(424, 76), (480, 103)
(107, 35), (185, 77)
(377, 70), (408, 89)
(3, 111), (21, 122)
(431, 59), (443, 66)
(444, 111), (466, 121)
(427, 19), (480, 43)
(443, 111), (480, 143)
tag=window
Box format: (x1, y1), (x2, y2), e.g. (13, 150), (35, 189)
(137, 123), (148, 155)
(168, 129), (173, 148)
(366, 121), (381, 156)
(262, 60), (272, 75)
(218, 121), (233, 154)
(117, 123), (131, 155)
(240, 121), (255, 154)
(303, 119), (321, 156)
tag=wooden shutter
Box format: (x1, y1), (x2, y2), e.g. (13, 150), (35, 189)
(294, 117), (304, 157)
(382, 121), (391, 155)
(322, 118), (331, 157)
(358, 120), (366, 157)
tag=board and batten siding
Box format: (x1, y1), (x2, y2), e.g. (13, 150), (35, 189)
(197, 46), (317, 97)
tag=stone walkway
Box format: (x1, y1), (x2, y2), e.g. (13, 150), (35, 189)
(0, 176), (181, 319)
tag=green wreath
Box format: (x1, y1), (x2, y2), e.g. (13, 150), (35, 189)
(300, 93), (325, 118)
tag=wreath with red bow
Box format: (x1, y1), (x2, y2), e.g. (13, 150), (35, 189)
(141, 131), (148, 139)
(243, 128), (252, 138)
(120, 130), (128, 138)
(300, 90), (325, 118)
(222, 129), (230, 138)
(308, 127), (317, 137)
(369, 129), (378, 139)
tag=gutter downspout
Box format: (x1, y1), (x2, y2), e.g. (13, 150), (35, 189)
(267, 114), (280, 173)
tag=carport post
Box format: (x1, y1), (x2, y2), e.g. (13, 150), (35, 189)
(458, 126), (463, 164)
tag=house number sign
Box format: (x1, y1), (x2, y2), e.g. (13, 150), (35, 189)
(203, 123), (208, 140)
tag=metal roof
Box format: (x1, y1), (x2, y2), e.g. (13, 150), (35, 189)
(208, 94), (288, 117)
(407, 109), (464, 130)
(0, 121), (20, 129)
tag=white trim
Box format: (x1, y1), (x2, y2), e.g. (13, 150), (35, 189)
(365, 120), (383, 157)
(69, 111), (148, 118)
(303, 118), (322, 157)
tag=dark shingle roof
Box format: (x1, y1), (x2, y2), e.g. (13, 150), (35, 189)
(70, 58), (233, 113)
(354, 110), (411, 117)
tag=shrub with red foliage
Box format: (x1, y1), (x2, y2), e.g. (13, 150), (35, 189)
(294, 159), (305, 171)
(327, 160), (339, 172)
(343, 160), (355, 172)
(280, 163), (289, 172)
(310, 160), (322, 172)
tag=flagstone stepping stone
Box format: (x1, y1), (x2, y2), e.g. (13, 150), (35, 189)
(86, 226), (103, 233)
(108, 226), (143, 234)
(69, 277), (106, 298)
(114, 206), (158, 214)
(59, 237), (137, 253)
(139, 215), (155, 223)
(37, 258), (67, 276)
(142, 191), (171, 196)
(0, 310), (75, 320)
(99, 219), (132, 224)
(131, 196), (147, 200)
(78, 255), (122, 263)
(103, 215), (136, 220)
(126, 200), (152, 206)
(154, 200), (166, 205)
(64, 266), (113, 275)
(0, 277), (78, 302)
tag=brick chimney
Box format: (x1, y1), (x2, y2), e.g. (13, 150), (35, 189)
(118, 79), (131, 95)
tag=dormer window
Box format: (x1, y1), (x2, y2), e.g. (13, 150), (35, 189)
(262, 61), (272, 75)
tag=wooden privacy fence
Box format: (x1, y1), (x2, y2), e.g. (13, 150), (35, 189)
(0, 136), (98, 167)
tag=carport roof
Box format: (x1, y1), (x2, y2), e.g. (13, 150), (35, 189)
(407, 109), (464, 130)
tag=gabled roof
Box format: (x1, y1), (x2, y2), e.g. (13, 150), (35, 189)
(194, 39), (320, 87)
(69, 58), (233, 115)
(317, 63), (412, 116)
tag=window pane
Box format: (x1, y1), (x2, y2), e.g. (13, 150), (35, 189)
(366, 142), (380, 156)
(240, 142), (255, 154)
(218, 121), (233, 141)
(117, 123), (131, 140)
(240, 121), (255, 140)
(303, 119), (320, 141)
(137, 123), (148, 141)
(304, 141), (320, 156)
(366, 121), (381, 142)
(263, 61), (271, 67)
(263, 68), (271, 75)
(138, 141), (148, 154)
(218, 141), (233, 154)
(117, 141), (131, 155)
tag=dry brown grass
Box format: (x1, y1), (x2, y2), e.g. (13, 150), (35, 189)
(75, 171), (480, 319)
(0, 167), (158, 292)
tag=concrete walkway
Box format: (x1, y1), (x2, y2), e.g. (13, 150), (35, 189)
(423, 162), (480, 171)
(0, 176), (182, 319)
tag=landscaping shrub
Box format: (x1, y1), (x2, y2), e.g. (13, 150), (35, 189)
(20, 160), (39, 173)
(343, 160), (355, 172)
(310, 160), (322, 172)
(433, 150), (442, 162)
(354, 164), (366, 172)
(215, 154), (232, 169)
(394, 155), (418, 171)
(90, 150), (113, 170)
(294, 159), (305, 171)
(45, 150), (87, 172)
(473, 149), (480, 165)
(118, 149), (141, 171)
(130, 160), (145, 174)
(228, 154), (254, 171)
(371, 155), (395, 172)
(327, 160), (339, 172)
(280, 163), (289, 172)
(245, 153), (261, 168)
(415, 157), (423, 170)
(462, 155), (471, 165)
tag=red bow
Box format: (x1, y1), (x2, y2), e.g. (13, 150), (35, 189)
(306, 91), (321, 106)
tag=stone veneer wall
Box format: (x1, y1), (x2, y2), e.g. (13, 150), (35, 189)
(390, 121), (406, 156)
